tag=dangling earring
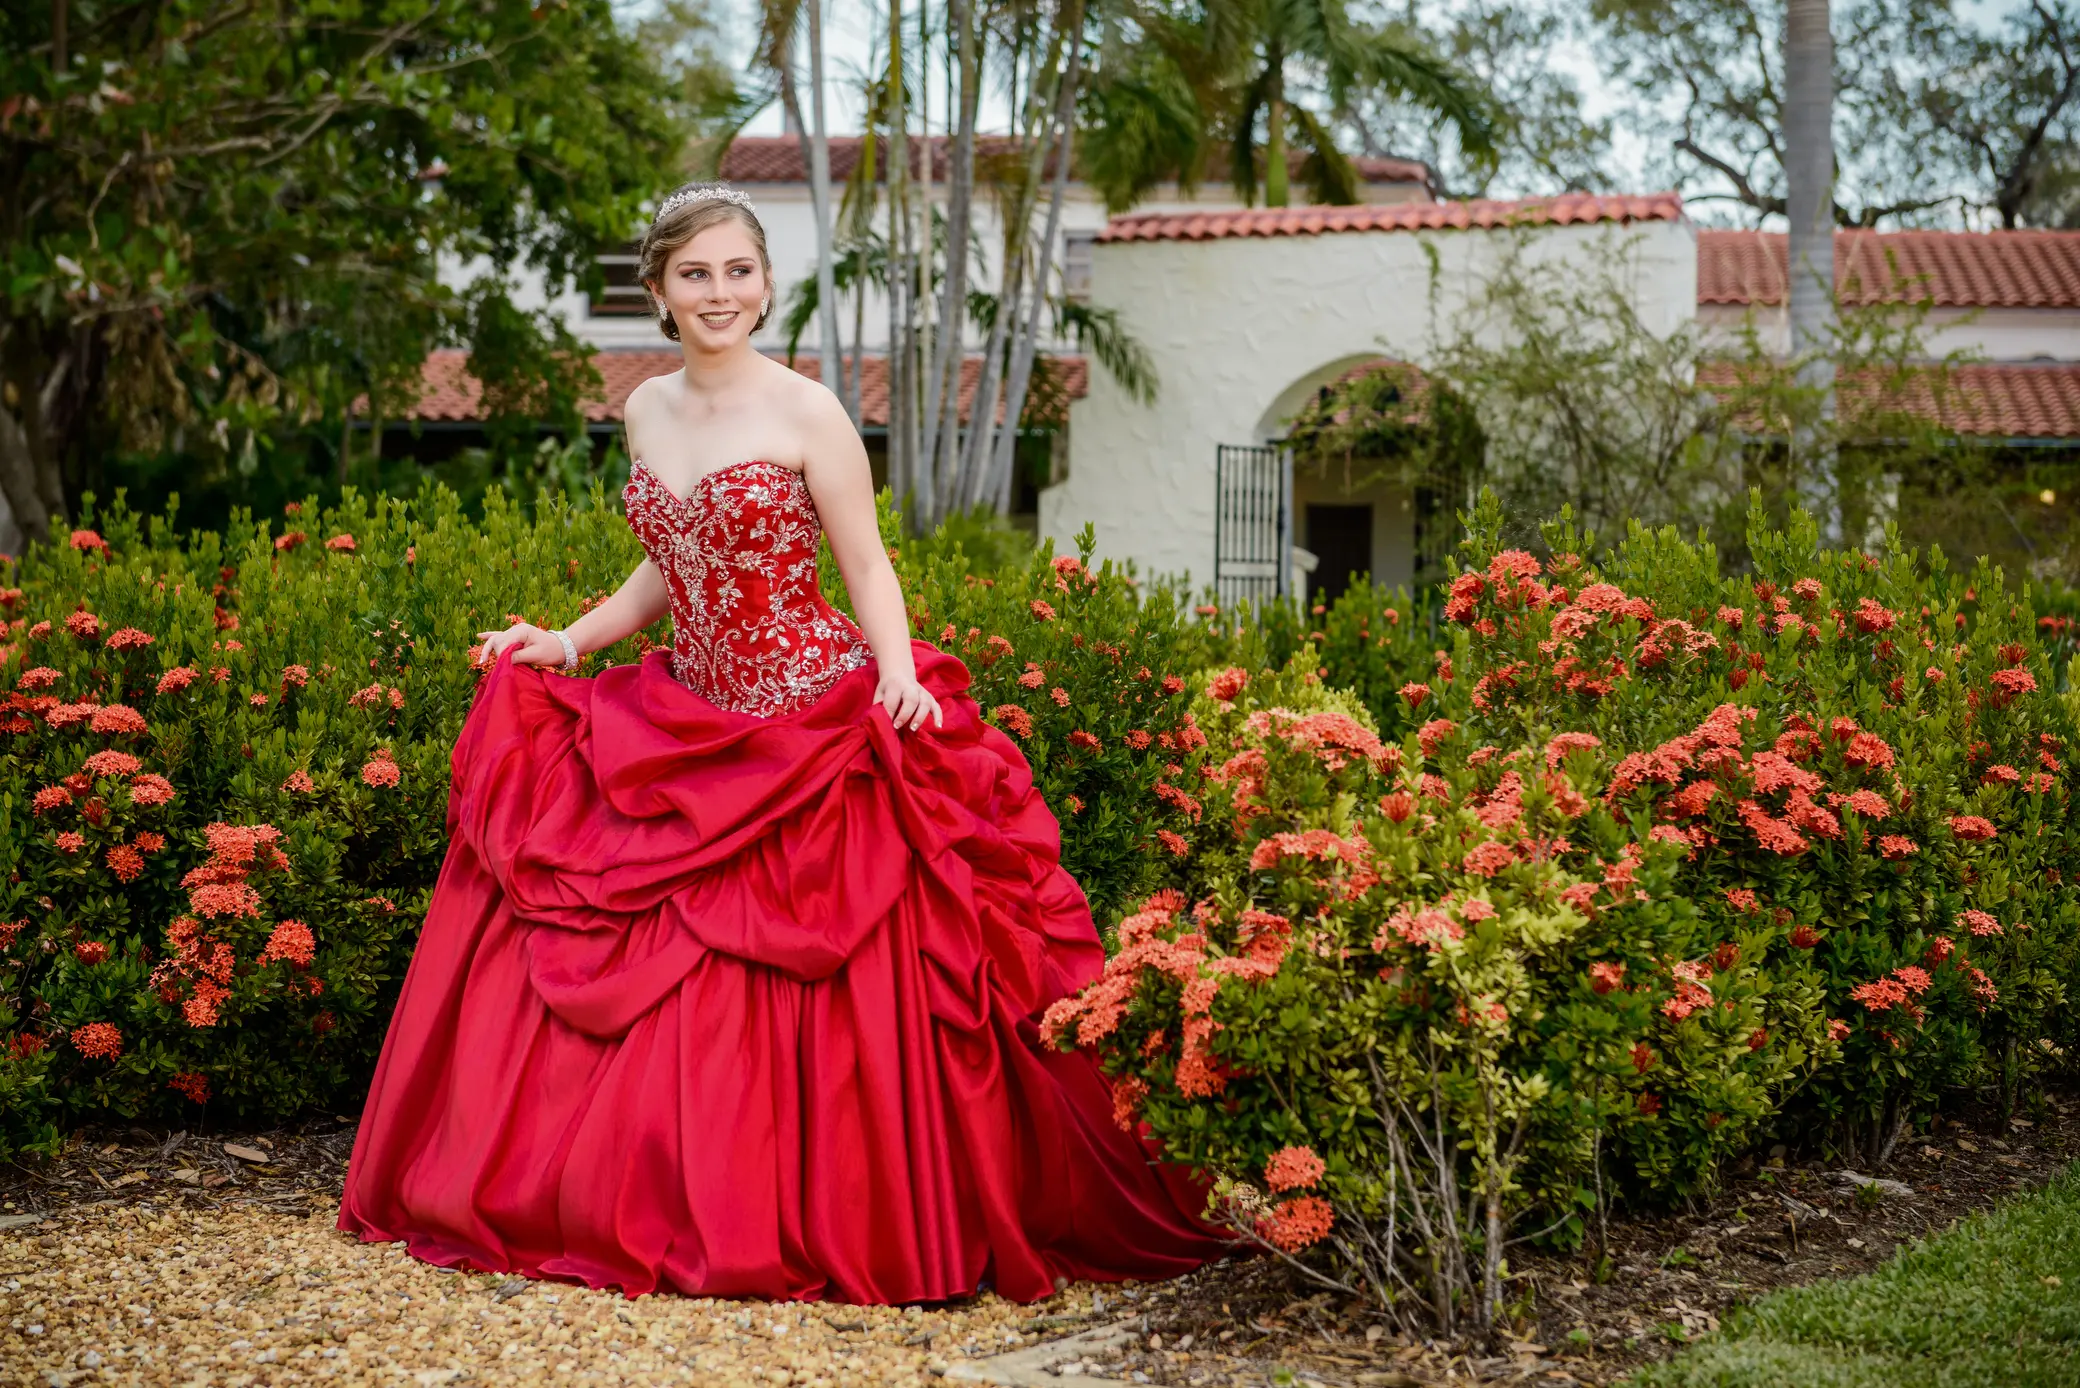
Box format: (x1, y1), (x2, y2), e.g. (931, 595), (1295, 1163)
(758, 294), (771, 322)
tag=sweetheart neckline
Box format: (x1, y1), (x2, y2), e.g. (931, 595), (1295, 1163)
(628, 457), (803, 506)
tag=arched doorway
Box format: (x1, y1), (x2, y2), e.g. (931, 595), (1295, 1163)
(1276, 358), (1478, 603)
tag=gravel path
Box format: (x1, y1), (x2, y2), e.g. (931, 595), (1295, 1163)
(2, 1199), (1134, 1388)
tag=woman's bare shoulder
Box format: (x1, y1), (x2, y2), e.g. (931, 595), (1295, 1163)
(760, 356), (850, 434)
(625, 371), (681, 421)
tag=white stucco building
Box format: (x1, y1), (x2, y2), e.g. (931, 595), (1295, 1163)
(1037, 194), (1696, 598)
(400, 139), (2080, 601)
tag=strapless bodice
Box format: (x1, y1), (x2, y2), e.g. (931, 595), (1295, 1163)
(621, 458), (870, 717)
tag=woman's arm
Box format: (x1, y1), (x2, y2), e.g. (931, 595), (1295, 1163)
(803, 389), (942, 730)
(476, 559), (670, 668)
(479, 381), (670, 668)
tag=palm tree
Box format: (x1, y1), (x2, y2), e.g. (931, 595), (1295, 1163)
(1207, 0), (1497, 207)
(1784, 0), (1838, 540)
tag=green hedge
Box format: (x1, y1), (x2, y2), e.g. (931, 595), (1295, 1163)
(0, 485), (1214, 1157)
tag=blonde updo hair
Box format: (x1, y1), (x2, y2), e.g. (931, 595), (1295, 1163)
(639, 184), (774, 341)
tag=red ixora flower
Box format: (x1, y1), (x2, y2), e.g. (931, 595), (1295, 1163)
(1399, 681), (1431, 709)
(64, 610), (103, 640)
(1990, 668), (2038, 707)
(69, 529), (109, 552)
(324, 533), (357, 552)
(1418, 719), (1458, 757)
(81, 750), (142, 778)
(1961, 909), (2004, 937)
(53, 830), (86, 854)
(90, 704), (147, 735)
(1877, 835), (1919, 860)
(1156, 829), (1190, 857)
(1207, 667), (1249, 702)
(259, 918), (317, 968)
(71, 1021), (122, 1060)
(1028, 598), (1057, 621)
(106, 843), (145, 883)
(1950, 815), (1998, 842)
(281, 769), (315, 793)
(1790, 925), (1822, 949)
(1588, 961), (1627, 994)
(1256, 1195), (1334, 1251)
(991, 704), (1033, 739)
(1264, 1145), (1327, 1193)
(360, 748), (402, 788)
(1067, 730), (1102, 753)
(73, 940), (109, 965)
(1462, 840), (1517, 878)
(168, 1072), (211, 1104)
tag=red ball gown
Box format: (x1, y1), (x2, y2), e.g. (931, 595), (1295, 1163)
(338, 458), (1223, 1302)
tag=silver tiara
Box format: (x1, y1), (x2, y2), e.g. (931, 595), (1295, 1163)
(654, 183), (757, 220)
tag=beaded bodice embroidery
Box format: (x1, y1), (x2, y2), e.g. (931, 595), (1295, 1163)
(622, 458), (871, 717)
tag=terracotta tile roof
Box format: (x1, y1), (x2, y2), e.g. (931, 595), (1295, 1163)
(1097, 191), (1684, 243)
(1697, 361), (2080, 438)
(390, 349), (1088, 429)
(1697, 229), (2080, 309)
(716, 135), (1432, 190)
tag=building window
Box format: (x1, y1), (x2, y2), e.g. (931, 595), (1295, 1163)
(588, 245), (652, 317)
(1062, 229), (1094, 302)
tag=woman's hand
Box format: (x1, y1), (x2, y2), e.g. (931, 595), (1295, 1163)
(875, 671), (943, 732)
(475, 622), (567, 668)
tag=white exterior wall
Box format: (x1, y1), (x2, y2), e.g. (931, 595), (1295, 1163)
(1039, 219), (1698, 591)
(1698, 304), (2080, 362)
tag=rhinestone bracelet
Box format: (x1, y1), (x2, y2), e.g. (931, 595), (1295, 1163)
(548, 628), (579, 672)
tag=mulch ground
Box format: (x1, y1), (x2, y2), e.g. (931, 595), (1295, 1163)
(3, 1095), (2074, 1386)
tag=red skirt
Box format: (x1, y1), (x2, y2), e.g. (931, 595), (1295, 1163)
(337, 642), (1223, 1302)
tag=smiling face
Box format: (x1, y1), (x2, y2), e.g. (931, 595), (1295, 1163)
(649, 218), (769, 350)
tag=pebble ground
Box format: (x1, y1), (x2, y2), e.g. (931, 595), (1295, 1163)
(2, 1200), (1128, 1388)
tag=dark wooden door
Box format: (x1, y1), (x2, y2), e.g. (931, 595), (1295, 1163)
(1305, 503), (1373, 606)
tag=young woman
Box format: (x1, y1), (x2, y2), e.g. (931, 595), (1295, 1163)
(336, 183), (1224, 1303)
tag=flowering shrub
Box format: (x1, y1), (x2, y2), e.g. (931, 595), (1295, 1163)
(1043, 653), (1833, 1334)
(1438, 492), (2080, 1162)
(0, 488), (1215, 1157)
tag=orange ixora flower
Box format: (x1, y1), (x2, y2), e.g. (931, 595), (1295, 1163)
(89, 704), (147, 735)
(361, 748), (402, 788)
(1256, 1195), (1334, 1252)
(1263, 1145), (1326, 1193)
(81, 750), (143, 778)
(71, 1021), (122, 1060)
(259, 919), (317, 968)
(105, 843), (145, 883)
(128, 774), (175, 806)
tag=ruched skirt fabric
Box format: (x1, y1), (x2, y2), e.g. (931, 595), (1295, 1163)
(337, 642), (1223, 1302)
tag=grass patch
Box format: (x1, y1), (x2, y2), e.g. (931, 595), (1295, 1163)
(1627, 1163), (2080, 1387)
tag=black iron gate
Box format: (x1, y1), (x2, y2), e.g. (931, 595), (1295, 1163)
(1214, 442), (1292, 610)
